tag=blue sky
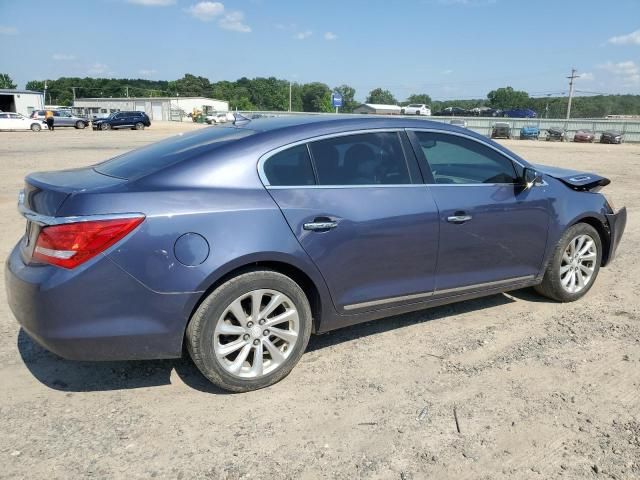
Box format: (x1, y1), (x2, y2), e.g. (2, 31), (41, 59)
(1, 0), (639, 101)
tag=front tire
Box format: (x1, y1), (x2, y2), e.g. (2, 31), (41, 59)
(535, 223), (602, 302)
(30, 123), (41, 132)
(100, 123), (111, 130)
(186, 270), (312, 392)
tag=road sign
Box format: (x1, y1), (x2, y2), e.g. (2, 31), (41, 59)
(331, 92), (343, 108)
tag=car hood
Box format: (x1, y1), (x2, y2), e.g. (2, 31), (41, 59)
(521, 126), (539, 132)
(533, 163), (610, 191)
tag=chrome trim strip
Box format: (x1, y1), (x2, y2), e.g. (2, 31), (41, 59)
(18, 202), (144, 226)
(266, 184), (427, 190)
(343, 275), (535, 311)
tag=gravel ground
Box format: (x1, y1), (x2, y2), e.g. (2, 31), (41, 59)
(0, 123), (638, 480)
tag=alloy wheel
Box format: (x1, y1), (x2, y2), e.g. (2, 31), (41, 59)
(213, 289), (300, 379)
(559, 234), (597, 293)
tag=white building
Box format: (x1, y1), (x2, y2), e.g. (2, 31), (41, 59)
(353, 103), (402, 115)
(0, 89), (45, 116)
(73, 96), (229, 121)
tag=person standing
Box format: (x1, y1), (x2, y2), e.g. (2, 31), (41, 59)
(45, 110), (55, 131)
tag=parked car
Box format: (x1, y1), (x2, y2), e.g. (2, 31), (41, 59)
(573, 130), (595, 143)
(0, 112), (48, 131)
(401, 104), (431, 116)
(503, 108), (537, 118)
(434, 106), (469, 116)
(449, 119), (468, 128)
(31, 110), (89, 129)
(600, 131), (624, 144)
(546, 127), (567, 142)
(471, 107), (502, 117)
(206, 112), (234, 124)
(92, 111), (151, 130)
(520, 125), (540, 140)
(491, 121), (512, 139)
(6, 116), (626, 392)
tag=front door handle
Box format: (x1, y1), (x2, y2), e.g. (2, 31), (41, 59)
(303, 220), (338, 231)
(447, 214), (472, 224)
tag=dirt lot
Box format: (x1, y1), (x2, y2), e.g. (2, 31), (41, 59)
(1, 123), (639, 480)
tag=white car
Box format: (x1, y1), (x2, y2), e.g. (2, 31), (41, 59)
(401, 104), (431, 116)
(206, 112), (235, 124)
(0, 112), (48, 131)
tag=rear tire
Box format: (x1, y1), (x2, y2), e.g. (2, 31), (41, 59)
(134, 122), (144, 130)
(186, 270), (312, 392)
(535, 223), (602, 302)
(75, 121), (86, 129)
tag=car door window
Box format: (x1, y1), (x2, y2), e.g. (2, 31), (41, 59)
(413, 131), (517, 184)
(309, 132), (411, 185)
(263, 144), (316, 186)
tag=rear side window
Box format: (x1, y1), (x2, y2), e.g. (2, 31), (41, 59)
(264, 145), (315, 186)
(413, 131), (517, 184)
(95, 127), (255, 179)
(309, 132), (410, 185)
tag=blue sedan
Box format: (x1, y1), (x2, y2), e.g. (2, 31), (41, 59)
(6, 116), (627, 391)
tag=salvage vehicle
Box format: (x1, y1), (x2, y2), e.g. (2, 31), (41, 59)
(546, 127), (567, 142)
(503, 108), (537, 118)
(6, 116), (626, 392)
(401, 104), (431, 116)
(600, 131), (624, 144)
(491, 121), (512, 139)
(92, 111), (151, 131)
(0, 112), (48, 131)
(520, 125), (540, 140)
(573, 130), (595, 143)
(449, 119), (467, 128)
(31, 110), (89, 129)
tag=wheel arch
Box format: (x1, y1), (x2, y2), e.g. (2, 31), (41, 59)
(569, 215), (611, 266)
(184, 258), (327, 344)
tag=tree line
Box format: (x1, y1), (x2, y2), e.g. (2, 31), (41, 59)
(2, 72), (640, 118)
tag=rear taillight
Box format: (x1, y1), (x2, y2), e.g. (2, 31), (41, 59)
(32, 216), (144, 269)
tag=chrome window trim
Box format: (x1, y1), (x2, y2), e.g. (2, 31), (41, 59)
(258, 128), (409, 188)
(18, 201), (143, 227)
(343, 274), (535, 311)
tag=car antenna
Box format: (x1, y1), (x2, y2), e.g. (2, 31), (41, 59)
(232, 112), (251, 126)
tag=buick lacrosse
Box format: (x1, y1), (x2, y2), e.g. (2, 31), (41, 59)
(6, 116), (626, 391)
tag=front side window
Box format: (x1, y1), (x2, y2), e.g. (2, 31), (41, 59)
(309, 132), (411, 185)
(264, 144), (315, 186)
(413, 131), (517, 184)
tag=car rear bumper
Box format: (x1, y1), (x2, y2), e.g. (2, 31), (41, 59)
(5, 242), (196, 361)
(604, 207), (627, 266)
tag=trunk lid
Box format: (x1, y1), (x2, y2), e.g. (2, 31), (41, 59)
(533, 163), (610, 191)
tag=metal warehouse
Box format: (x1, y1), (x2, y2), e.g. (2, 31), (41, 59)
(353, 103), (402, 115)
(0, 89), (45, 117)
(73, 96), (229, 121)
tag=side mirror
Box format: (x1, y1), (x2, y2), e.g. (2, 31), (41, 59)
(523, 167), (542, 189)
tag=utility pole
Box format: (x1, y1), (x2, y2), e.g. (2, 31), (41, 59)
(566, 68), (579, 120)
(71, 87), (76, 102)
(288, 81), (292, 112)
(125, 86), (129, 98)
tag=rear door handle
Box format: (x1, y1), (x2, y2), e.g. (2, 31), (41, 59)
(447, 214), (472, 224)
(303, 220), (338, 231)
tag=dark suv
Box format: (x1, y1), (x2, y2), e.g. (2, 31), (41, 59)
(92, 111), (151, 131)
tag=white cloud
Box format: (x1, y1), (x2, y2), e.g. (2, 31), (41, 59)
(608, 29), (640, 46)
(324, 32), (337, 41)
(442, 69), (453, 75)
(186, 1), (224, 21)
(88, 63), (111, 75)
(0, 25), (18, 35)
(580, 72), (595, 81)
(127, 0), (175, 5)
(52, 53), (76, 61)
(138, 69), (157, 77)
(598, 61), (640, 85)
(219, 11), (251, 32)
(295, 30), (312, 40)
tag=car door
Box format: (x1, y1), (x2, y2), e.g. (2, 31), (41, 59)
(112, 113), (127, 128)
(408, 129), (550, 293)
(262, 130), (440, 313)
(0, 113), (10, 129)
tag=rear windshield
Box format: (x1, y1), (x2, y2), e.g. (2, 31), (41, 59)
(94, 127), (254, 179)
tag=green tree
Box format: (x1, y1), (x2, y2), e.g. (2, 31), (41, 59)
(487, 86), (530, 109)
(301, 82), (332, 112)
(168, 74), (211, 97)
(26, 80), (45, 91)
(366, 88), (397, 105)
(403, 94), (432, 106)
(0, 73), (16, 89)
(333, 84), (358, 113)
